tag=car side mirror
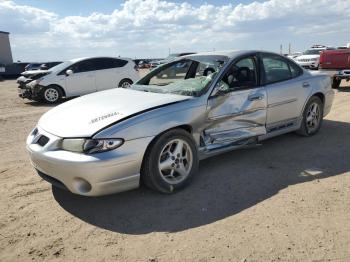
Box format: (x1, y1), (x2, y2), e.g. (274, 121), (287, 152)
(211, 82), (230, 97)
(66, 69), (73, 76)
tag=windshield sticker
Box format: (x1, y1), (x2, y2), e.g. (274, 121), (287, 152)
(89, 112), (121, 124)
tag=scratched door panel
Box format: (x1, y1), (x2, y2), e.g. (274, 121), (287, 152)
(205, 87), (267, 144)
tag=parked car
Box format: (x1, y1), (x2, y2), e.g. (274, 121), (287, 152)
(18, 57), (140, 103)
(331, 69), (350, 89)
(150, 53), (196, 69)
(161, 52), (196, 64)
(295, 46), (335, 69)
(26, 50), (334, 196)
(40, 61), (62, 70)
(149, 60), (162, 69)
(319, 48), (350, 70)
(0, 62), (29, 79)
(137, 60), (151, 69)
(25, 63), (43, 71)
(287, 52), (302, 60)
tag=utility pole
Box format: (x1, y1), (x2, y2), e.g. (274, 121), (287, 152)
(289, 43), (291, 55)
(280, 44), (283, 55)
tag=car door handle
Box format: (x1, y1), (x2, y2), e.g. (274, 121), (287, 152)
(302, 82), (310, 88)
(248, 94), (264, 101)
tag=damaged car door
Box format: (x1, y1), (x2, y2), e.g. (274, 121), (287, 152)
(204, 55), (267, 150)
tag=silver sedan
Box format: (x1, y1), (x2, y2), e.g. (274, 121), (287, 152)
(26, 50), (334, 196)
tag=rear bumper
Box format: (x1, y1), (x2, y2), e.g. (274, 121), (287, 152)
(334, 69), (350, 80)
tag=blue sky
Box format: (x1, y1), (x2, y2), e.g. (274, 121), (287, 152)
(1, 0), (349, 61)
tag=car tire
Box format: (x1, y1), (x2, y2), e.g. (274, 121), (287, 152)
(118, 79), (133, 88)
(332, 78), (341, 89)
(141, 129), (199, 194)
(296, 96), (323, 137)
(41, 85), (62, 104)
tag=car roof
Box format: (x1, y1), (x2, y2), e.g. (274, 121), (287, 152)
(183, 50), (281, 59)
(69, 56), (132, 63)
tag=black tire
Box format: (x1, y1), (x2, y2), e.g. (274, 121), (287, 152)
(118, 79), (133, 88)
(40, 85), (62, 104)
(296, 96), (323, 137)
(141, 129), (199, 194)
(332, 78), (341, 89)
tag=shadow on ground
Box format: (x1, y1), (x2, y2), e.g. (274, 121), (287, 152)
(24, 97), (74, 107)
(53, 119), (350, 234)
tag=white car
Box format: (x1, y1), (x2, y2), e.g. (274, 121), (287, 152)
(18, 57), (140, 103)
(295, 47), (334, 69)
(287, 52), (302, 60)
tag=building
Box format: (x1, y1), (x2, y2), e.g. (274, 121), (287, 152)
(0, 31), (13, 65)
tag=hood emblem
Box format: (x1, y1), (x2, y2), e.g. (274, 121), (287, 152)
(89, 112), (121, 124)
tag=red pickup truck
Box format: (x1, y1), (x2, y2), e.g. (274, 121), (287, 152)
(319, 49), (350, 69)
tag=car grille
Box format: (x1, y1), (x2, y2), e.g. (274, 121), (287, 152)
(36, 135), (49, 147)
(298, 59), (311, 62)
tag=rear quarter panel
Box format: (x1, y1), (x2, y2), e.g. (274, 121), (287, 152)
(306, 72), (334, 117)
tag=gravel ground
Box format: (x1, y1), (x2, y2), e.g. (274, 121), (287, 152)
(0, 79), (350, 262)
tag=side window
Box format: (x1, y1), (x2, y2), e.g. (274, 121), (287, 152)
(289, 61), (303, 78)
(94, 58), (128, 70)
(71, 60), (97, 73)
(262, 55), (292, 84)
(220, 56), (257, 91)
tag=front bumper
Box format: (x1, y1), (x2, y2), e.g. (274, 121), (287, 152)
(296, 61), (319, 69)
(18, 83), (44, 100)
(334, 69), (350, 80)
(26, 127), (153, 196)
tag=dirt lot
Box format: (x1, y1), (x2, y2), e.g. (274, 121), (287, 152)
(0, 80), (350, 262)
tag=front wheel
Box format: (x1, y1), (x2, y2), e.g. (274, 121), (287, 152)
(296, 96), (323, 136)
(118, 79), (133, 88)
(41, 86), (62, 104)
(332, 78), (341, 89)
(141, 129), (199, 193)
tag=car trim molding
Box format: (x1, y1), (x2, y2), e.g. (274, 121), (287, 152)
(267, 98), (298, 108)
(208, 107), (266, 120)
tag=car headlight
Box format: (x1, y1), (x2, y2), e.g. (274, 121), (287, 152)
(61, 138), (124, 154)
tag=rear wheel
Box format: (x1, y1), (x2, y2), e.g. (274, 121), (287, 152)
(142, 129), (198, 193)
(41, 86), (62, 104)
(118, 79), (133, 88)
(296, 96), (323, 136)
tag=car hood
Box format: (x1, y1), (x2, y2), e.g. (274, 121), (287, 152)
(22, 69), (49, 76)
(297, 55), (320, 60)
(38, 88), (190, 138)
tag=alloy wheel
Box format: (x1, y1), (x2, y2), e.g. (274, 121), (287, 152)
(158, 139), (193, 185)
(44, 88), (59, 102)
(306, 102), (321, 133)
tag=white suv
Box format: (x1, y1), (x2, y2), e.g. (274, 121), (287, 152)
(18, 57), (140, 103)
(295, 46), (335, 70)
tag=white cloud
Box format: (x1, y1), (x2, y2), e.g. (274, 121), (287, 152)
(1, 0), (349, 61)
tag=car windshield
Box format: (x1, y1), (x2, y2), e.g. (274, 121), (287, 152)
(132, 55), (229, 97)
(304, 49), (322, 55)
(49, 60), (73, 73)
